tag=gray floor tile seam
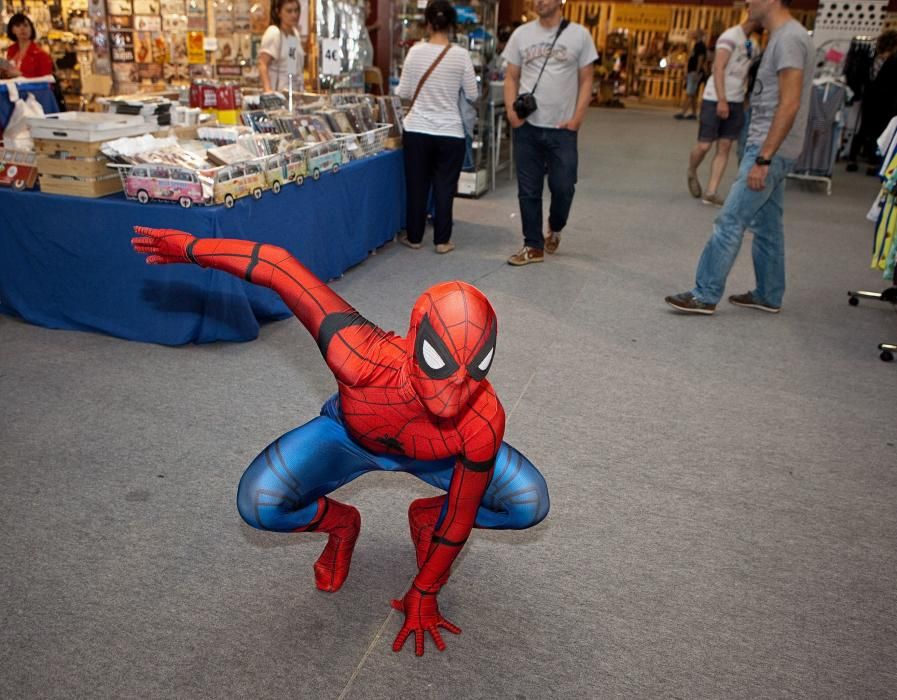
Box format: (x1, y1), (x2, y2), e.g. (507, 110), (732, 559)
(335, 610), (399, 700)
(504, 316), (892, 414)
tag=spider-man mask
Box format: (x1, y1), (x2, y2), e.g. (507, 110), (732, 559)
(407, 281), (497, 418)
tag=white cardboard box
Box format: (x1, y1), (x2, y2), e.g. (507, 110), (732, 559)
(27, 112), (154, 142)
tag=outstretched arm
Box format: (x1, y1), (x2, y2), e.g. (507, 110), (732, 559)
(132, 227), (388, 382)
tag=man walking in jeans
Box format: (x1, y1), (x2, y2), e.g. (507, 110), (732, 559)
(502, 0), (597, 266)
(665, 0), (814, 314)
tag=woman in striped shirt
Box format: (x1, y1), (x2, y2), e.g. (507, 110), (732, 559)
(397, 0), (478, 254)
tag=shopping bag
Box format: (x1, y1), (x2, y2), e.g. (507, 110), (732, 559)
(459, 92), (477, 138)
(5, 94), (46, 151)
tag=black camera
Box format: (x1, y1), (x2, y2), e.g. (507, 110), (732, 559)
(513, 92), (538, 120)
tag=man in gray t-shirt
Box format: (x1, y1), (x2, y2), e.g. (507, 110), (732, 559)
(666, 0), (814, 315)
(502, 0), (598, 265)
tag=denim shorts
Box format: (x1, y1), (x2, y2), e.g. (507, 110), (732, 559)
(698, 99), (745, 142)
(685, 71), (701, 96)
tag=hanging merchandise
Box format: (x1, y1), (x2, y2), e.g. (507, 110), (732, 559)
(315, 0), (367, 90)
(187, 30), (205, 63)
(789, 78), (852, 193)
(870, 120), (897, 272)
(186, 0), (205, 30)
(847, 116), (897, 361)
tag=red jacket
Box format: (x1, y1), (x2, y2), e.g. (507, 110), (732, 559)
(6, 42), (54, 79)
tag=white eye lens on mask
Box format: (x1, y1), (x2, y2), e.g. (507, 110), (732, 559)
(477, 347), (494, 372)
(422, 339), (446, 370)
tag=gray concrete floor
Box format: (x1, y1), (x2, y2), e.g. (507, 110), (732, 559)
(1, 107), (896, 699)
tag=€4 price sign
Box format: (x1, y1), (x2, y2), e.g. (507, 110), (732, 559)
(321, 38), (342, 75)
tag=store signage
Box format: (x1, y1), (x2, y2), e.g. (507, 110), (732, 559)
(611, 5), (672, 32)
(217, 64), (242, 77)
(321, 38), (342, 75)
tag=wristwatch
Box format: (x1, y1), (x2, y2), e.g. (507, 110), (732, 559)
(755, 156), (772, 166)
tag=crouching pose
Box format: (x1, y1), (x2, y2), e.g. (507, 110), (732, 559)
(131, 227), (550, 656)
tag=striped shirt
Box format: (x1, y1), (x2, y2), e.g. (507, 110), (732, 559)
(397, 42), (478, 138)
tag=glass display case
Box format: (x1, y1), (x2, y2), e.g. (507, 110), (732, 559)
(390, 0), (498, 197)
(315, 0), (367, 91)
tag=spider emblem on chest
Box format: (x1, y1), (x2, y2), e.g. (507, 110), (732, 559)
(375, 435), (405, 452)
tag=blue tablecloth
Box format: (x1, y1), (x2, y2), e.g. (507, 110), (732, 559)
(0, 149), (405, 344)
(0, 81), (59, 129)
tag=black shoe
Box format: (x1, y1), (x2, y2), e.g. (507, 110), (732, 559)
(846, 162), (858, 172)
(728, 291), (781, 313)
(664, 292), (716, 315)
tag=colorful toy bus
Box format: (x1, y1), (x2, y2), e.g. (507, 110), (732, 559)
(262, 148), (308, 193)
(124, 164), (205, 207)
(306, 141), (346, 181)
(211, 160), (266, 208)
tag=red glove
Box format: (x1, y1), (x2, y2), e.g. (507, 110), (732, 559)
(391, 587), (461, 656)
(131, 226), (196, 265)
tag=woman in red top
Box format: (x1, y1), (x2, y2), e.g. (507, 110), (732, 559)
(3, 14), (54, 78)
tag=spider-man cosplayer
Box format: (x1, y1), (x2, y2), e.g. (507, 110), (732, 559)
(131, 226), (549, 656)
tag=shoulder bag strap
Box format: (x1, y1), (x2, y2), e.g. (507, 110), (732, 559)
(530, 19), (569, 96)
(407, 43), (452, 114)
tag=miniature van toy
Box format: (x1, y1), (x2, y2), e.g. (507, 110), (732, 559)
(211, 160), (266, 208)
(263, 148), (308, 193)
(125, 164), (205, 207)
(306, 141), (347, 181)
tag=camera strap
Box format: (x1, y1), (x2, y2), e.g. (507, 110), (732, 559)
(408, 43), (452, 115)
(528, 18), (570, 96)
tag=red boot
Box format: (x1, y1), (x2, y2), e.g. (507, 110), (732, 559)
(408, 495), (445, 568)
(299, 497), (361, 592)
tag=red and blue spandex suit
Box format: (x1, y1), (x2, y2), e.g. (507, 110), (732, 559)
(132, 227), (549, 656)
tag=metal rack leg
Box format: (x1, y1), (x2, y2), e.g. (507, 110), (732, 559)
(847, 289), (897, 362)
(847, 289), (897, 306)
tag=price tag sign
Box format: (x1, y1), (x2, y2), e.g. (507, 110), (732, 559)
(321, 38), (342, 75)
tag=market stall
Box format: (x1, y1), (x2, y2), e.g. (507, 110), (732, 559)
(0, 148), (404, 345)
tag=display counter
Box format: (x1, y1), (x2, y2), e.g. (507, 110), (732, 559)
(0, 149), (405, 345)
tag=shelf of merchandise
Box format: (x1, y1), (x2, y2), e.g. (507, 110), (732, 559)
(390, 0), (498, 197)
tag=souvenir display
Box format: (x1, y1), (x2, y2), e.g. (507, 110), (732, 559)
(2, 54), (392, 205)
(0, 149), (40, 190)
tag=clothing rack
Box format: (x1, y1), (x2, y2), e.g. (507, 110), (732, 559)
(848, 116), (897, 362)
(788, 77), (850, 194)
(841, 36), (878, 161)
(785, 38), (867, 194)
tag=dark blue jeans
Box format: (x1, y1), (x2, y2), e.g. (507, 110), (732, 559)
(513, 123), (578, 249)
